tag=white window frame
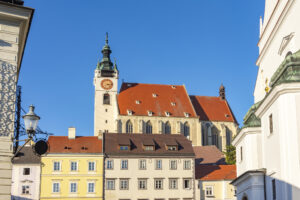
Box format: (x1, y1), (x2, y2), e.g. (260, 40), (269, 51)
(52, 182), (60, 193)
(88, 161), (96, 171)
(154, 179), (163, 190)
(170, 160), (177, 170)
(106, 179), (115, 190)
(53, 161), (61, 172)
(139, 159), (147, 170)
(169, 178), (178, 189)
(120, 179), (129, 190)
(87, 182), (95, 193)
(156, 160), (162, 170)
(70, 161), (78, 171)
(70, 182), (78, 193)
(183, 160), (191, 170)
(121, 160), (128, 170)
(205, 186), (214, 196)
(106, 160), (114, 169)
(138, 179), (147, 190)
(183, 179), (191, 190)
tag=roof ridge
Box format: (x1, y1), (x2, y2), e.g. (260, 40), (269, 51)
(122, 82), (183, 87)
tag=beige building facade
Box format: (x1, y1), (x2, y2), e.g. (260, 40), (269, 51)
(0, 1), (33, 199)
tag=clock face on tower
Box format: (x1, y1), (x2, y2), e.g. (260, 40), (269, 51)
(101, 79), (113, 90)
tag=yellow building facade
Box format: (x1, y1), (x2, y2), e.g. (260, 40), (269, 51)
(40, 129), (103, 200)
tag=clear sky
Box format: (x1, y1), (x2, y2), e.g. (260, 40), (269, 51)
(19, 0), (265, 137)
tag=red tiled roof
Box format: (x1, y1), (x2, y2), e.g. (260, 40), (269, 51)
(118, 83), (197, 118)
(190, 95), (237, 123)
(195, 164), (237, 180)
(47, 136), (102, 154)
(193, 146), (226, 165)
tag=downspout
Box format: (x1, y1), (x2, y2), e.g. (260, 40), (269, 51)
(264, 172), (267, 200)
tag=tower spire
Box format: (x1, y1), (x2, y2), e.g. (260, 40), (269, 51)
(99, 32), (113, 71)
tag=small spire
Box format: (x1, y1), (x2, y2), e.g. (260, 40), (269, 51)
(105, 32), (109, 45)
(219, 84), (225, 100)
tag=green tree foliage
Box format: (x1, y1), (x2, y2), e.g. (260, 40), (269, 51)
(224, 145), (236, 164)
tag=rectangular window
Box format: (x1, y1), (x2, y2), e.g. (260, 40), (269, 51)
(106, 179), (115, 190)
(70, 182), (77, 193)
(88, 162), (95, 171)
(168, 146), (177, 151)
(269, 114), (273, 134)
(156, 160), (162, 170)
(23, 168), (30, 175)
(138, 179), (147, 190)
(88, 182), (95, 193)
(52, 182), (60, 193)
(169, 179), (178, 189)
(53, 162), (60, 171)
(139, 160), (146, 170)
(183, 179), (191, 189)
(170, 160), (177, 170)
(154, 179), (163, 190)
(144, 145), (154, 151)
(240, 146), (243, 162)
(106, 160), (114, 169)
(183, 160), (191, 170)
(205, 186), (213, 196)
(121, 160), (128, 170)
(22, 185), (30, 194)
(70, 162), (77, 171)
(272, 179), (276, 200)
(120, 179), (129, 190)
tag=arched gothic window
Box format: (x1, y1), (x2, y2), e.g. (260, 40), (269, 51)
(183, 122), (190, 138)
(242, 196), (248, 200)
(212, 127), (218, 146)
(226, 127), (231, 146)
(165, 121), (171, 134)
(126, 120), (133, 134)
(103, 93), (110, 105)
(146, 121), (152, 134)
(206, 123), (212, 145)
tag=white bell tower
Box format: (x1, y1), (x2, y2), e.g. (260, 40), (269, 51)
(94, 33), (119, 136)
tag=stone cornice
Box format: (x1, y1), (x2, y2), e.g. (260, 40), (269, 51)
(232, 127), (261, 146)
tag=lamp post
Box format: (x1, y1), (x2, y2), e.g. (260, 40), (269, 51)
(22, 105), (40, 139)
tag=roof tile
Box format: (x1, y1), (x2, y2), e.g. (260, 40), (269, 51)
(195, 164), (237, 180)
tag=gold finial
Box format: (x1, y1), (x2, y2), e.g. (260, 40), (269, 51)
(265, 78), (270, 93)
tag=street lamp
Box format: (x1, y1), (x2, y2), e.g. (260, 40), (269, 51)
(22, 105), (40, 138)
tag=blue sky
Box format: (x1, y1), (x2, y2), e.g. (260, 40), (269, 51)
(20, 0), (265, 137)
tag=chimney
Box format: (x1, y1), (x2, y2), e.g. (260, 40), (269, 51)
(219, 84), (225, 100)
(68, 127), (76, 139)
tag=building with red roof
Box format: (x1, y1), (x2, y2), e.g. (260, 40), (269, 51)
(93, 35), (238, 151)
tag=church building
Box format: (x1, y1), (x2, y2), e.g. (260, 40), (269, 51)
(232, 0), (300, 199)
(94, 34), (238, 151)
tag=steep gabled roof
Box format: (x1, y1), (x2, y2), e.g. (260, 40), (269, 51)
(190, 95), (237, 123)
(118, 83), (197, 118)
(104, 133), (195, 157)
(193, 146), (226, 165)
(47, 136), (102, 154)
(195, 164), (236, 180)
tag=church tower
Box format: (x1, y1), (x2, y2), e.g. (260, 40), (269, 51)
(94, 33), (119, 136)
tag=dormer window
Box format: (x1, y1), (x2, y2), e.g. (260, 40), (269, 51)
(136, 100), (141, 104)
(144, 145), (154, 151)
(225, 114), (230, 118)
(152, 93), (158, 98)
(167, 145), (177, 151)
(127, 83), (132, 87)
(184, 112), (190, 118)
(127, 110), (133, 116)
(171, 102), (176, 106)
(148, 110), (153, 116)
(120, 145), (129, 150)
(171, 85), (176, 89)
(165, 111), (170, 117)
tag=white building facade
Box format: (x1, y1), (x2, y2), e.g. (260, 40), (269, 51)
(11, 146), (41, 200)
(0, 1), (33, 199)
(232, 0), (300, 199)
(104, 133), (195, 200)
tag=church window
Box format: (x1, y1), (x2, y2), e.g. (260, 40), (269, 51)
(183, 122), (190, 138)
(165, 121), (171, 134)
(212, 127), (218, 147)
(269, 114), (273, 134)
(103, 93), (110, 105)
(240, 146), (243, 162)
(226, 128), (231, 146)
(126, 120), (133, 133)
(105, 120), (108, 124)
(207, 124), (212, 145)
(146, 121), (152, 134)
